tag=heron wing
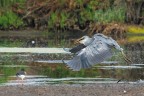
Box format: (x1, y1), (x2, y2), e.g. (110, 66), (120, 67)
(66, 38), (113, 71)
(93, 33), (122, 50)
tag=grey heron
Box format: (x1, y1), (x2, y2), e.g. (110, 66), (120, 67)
(63, 33), (131, 71)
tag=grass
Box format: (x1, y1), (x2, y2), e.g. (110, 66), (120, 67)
(40, 64), (99, 78)
(95, 7), (126, 23)
(47, 1), (126, 30)
(0, 0), (25, 29)
(0, 0), (127, 30)
(0, 39), (24, 47)
(0, 67), (25, 84)
(0, 77), (7, 83)
(0, 11), (24, 29)
(0, 0), (25, 8)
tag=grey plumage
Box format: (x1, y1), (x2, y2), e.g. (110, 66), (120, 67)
(64, 33), (124, 71)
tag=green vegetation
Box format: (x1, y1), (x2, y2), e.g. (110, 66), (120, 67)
(0, 0), (25, 29)
(0, 54), (28, 84)
(47, 0), (126, 29)
(0, 39), (24, 47)
(0, 11), (24, 29)
(40, 64), (99, 78)
(95, 7), (126, 23)
(47, 39), (72, 48)
(0, 0), (143, 84)
(0, 0), (128, 30)
(0, 0), (25, 7)
(0, 77), (7, 83)
(0, 67), (21, 84)
(0, 39), (72, 47)
(0, 0), (143, 32)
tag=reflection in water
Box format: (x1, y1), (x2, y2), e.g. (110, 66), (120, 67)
(131, 64), (144, 66)
(5, 77), (118, 86)
(34, 60), (119, 65)
(125, 41), (144, 63)
(0, 36), (144, 85)
(95, 66), (142, 69)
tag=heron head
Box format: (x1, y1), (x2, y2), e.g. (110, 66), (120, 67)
(74, 36), (91, 45)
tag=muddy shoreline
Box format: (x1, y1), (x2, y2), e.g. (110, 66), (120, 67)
(0, 83), (144, 96)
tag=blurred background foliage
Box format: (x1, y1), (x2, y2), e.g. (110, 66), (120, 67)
(0, 0), (143, 34)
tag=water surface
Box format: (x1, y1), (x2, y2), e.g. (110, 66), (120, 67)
(0, 34), (144, 85)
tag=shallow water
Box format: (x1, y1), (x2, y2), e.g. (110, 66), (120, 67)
(4, 77), (118, 86)
(0, 35), (144, 85)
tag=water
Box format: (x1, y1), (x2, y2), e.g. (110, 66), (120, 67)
(0, 35), (144, 86)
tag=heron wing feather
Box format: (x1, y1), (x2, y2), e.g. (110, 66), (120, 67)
(67, 38), (113, 71)
(93, 33), (122, 50)
(80, 52), (92, 68)
(67, 56), (82, 71)
(85, 41), (111, 65)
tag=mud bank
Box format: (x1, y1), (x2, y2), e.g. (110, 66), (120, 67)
(0, 83), (144, 96)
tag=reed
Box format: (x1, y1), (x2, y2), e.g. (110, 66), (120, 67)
(95, 7), (126, 23)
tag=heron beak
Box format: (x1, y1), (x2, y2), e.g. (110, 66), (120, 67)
(121, 50), (133, 64)
(74, 37), (83, 44)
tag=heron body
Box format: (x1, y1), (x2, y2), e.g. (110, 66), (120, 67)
(64, 33), (124, 71)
